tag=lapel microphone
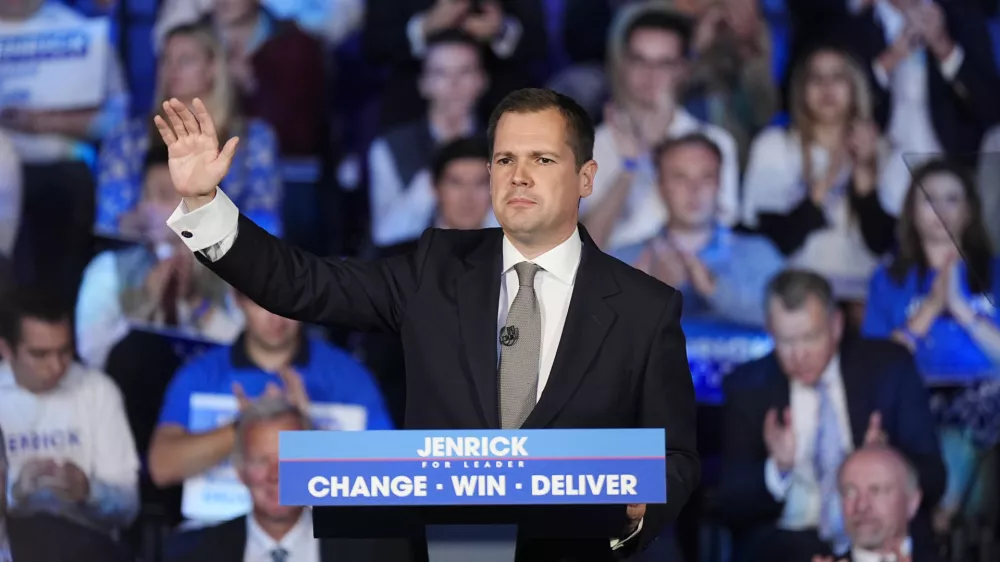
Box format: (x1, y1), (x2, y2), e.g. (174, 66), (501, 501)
(499, 325), (519, 346)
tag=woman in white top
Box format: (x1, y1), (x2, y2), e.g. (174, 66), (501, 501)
(742, 45), (897, 303)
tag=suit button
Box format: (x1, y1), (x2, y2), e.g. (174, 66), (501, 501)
(181, 231), (193, 238)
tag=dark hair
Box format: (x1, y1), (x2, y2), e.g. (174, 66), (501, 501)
(487, 88), (595, 170)
(765, 269), (837, 313)
(431, 136), (489, 185)
(0, 288), (71, 348)
(889, 158), (993, 293)
(653, 132), (723, 171)
(143, 143), (170, 176)
(623, 10), (693, 55)
(425, 28), (484, 62)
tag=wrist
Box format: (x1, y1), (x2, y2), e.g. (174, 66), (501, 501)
(931, 38), (955, 61)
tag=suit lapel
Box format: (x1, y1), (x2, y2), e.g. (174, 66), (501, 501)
(523, 231), (619, 428)
(839, 341), (873, 447)
(456, 232), (504, 428)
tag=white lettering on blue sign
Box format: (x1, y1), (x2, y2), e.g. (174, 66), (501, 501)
(451, 475), (506, 496)
(308, 476), (429, 497)
(531, 474), (638, 496)
(416, 436), (528, 458)
(0, 32), (89, 63)
(7, 430), (82, 455)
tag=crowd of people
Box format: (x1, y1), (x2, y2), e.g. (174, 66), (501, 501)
(1, 0), (1000, 561)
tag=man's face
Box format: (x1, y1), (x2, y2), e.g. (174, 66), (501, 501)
(622, 27), (686, 108)
(0, 318), (74, 394)
(767, 295), (843, 387)
(436, 157), (492, 230)
(214, 0), (258, 26)
(489, 109), (595, 246)
(657, 144), (720, 230)
(238, 414), (304, 523)
(238, 296), (300, 351)
(840, 450), (920, 551)
(419, 43), (486, 113)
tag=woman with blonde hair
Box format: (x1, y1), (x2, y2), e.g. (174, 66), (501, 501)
(95, 22), (282, 239)
(742, 44), (896, 308)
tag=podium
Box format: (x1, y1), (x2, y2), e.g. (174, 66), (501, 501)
(279, 429), (667, 562)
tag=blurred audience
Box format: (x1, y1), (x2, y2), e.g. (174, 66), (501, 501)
(1, 0), (129, 304)
(163, 396), (415, 562)
(719, 270), (945, 562)
(0, 132), (20, 259)
(368, 30), (493, 248)
(147, 292), (391, 488)
(742, 46), (896, 305)
(977, 124), (1000, 251)
(96, 22), (282, 239)
(0, 289), (140, 535)
(77, 146), (243, 370)
(583, 2), (740, 256)
(614, 133), (783, 327)
(364, 0), (547, 129)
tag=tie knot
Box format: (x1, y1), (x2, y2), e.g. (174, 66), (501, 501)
(514, 262), (540, 287)
(270, 547), (289, 562)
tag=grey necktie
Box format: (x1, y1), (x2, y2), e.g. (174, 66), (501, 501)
(270, 547), (288, 562)
(498, 262), (542, 429)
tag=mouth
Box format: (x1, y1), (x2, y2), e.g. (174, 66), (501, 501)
(507, 197), (536, 207)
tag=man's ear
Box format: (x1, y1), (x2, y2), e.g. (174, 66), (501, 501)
(578, 159), (598, 199)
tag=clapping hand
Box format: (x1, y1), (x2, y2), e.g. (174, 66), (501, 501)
(763, 407), (795, 473)
(678, 251), (716, 297)
(153, 98), (239, 206)
(863, 411), (888, 446)
(232, 368), (311, 416)
(462, 1), (504, 41)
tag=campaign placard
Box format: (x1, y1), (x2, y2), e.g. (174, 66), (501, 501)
(0, 17), (110, 110)
(182, 393), (369, 522)
(279, 429), (666, 506)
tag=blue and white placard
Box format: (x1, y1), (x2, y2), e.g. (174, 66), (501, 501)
(182, 393), (369, 522)
(0, 17), (110, 109)
(279, 429), (666, 506)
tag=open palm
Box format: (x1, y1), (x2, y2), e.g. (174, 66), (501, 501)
(153, 98), (239, 199)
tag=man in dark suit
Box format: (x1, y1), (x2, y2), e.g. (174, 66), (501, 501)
(152, 87), (700, 560)
(163, 397), (417, 562)
(719, 270), (945, 562)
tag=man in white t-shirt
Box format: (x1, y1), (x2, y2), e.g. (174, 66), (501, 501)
(0, 289), (140, 534)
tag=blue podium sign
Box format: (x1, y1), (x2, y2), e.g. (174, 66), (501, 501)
(279, 429), (666, 506)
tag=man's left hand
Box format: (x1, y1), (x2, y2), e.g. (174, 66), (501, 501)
(625, 503), (645, 533)
(863, 411), (888, 446)
(679, 252), (716, 297)
(53, 462), (90, 504)
(912, 3), (953, 60)
(462, 1), (504, 41)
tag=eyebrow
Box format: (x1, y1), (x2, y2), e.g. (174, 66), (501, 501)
(493, 150), (559, 159)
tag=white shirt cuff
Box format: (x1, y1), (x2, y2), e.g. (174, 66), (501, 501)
(166, 187), (240, 261)
(764, 457), (794, 501)
(610, 517), (643, 550)
(872, 60), (891, 89)
(491, 16), (522, 59)
(406, 13), (428, 58)
(938, 44), (965, 81)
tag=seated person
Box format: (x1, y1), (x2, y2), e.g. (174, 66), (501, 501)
(0, 290), (140, 535)
(96, 22), (281, 239)
(719, 270), (945, 562)
(163, 396), (416, 562)
(816, 445), (945, 562)
(148, 292), (393, 489)
(0, 425), (131, 562)
(614, 133), (783, 327)
(862, 159), (1000, 377)
(368, 30), (492, 248)
(77, 146), (243, 371)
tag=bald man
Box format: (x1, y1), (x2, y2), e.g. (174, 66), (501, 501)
(814, 445), (945, 562)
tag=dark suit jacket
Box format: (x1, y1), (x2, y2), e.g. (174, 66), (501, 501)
(7, 513), (132, 562)
(198, 218), (701, 558)
(786, 0), (1000, 160)
(845, 544), (945, 562)
(163, 515), (419, 562)
(718, 337), (946, 536)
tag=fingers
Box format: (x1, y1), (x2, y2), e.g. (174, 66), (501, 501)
(763, 408), (778, 432)
(626, 503), (646, 520)
(264, 382), (283, 398)
(218, 136), (240, 165)
(192, 98), (217, 140)
(782, 406), (793, 427)
(153, 115), (177, 145)
(232, 381), (250, 409)
(162, 100), (187, 138)
(868, 411), (882, 432)
(170, 98), (201, 137)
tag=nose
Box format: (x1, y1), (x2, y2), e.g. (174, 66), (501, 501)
(511, 160), (530, 188)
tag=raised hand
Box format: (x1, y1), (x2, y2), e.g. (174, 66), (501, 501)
(863, 411), (887, 446)
(764, 407), (796, 472)
(153, 98), (239, 207)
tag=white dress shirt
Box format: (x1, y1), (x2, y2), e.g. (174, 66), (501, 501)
(166, 188), (644, 548)
(583, 108), (740, 253)
(0, 362), (140, 532)
(244, 509), (320, 562)
(851, 536), (912, 562)
(763, 355), (854, 531)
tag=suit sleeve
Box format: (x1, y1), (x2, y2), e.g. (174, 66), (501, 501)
(718, 373), (785, 530)
(888, 349), (947, 509)
(939, 3), (1000, 126)
(634, 291), (700, 550)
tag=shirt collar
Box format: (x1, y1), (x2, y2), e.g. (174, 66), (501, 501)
(246, 508), (313, 554)
(229, 332), (312, 370)
(789, 353), (842, 391)
(501, 228), (583, 286)
(852, 536), (912, 562)
(0, 362), (14, 388)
